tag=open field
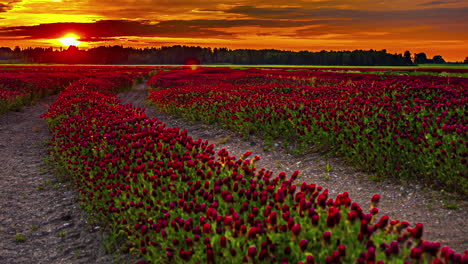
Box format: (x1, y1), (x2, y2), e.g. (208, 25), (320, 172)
(148, 67), (467, 194)
(0, 65), (467, 263)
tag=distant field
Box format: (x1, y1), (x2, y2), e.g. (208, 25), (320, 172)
(3, 63), (467, 78)
(2, 63), (467, 69)
(222, 64), (468, 69)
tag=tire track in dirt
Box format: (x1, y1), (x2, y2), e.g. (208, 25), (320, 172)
(119, 82), (467, 252)
(0, 96), (132, 264)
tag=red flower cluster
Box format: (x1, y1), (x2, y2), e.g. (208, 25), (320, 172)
(40, 66), (466, 263)
(0, 65), (153, 115)
(148, 67), (468, 194)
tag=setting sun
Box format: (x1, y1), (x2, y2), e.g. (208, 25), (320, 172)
(57, 34), (80, 47)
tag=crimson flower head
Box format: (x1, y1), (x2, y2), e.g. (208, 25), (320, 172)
(224, 194), (234, 203)
(366, 247), (376, 262)
(206, 247), (215, 264)
(306, 255), (316, 264)
(291, 223), (301, 236)
(248, 227), (258, 239)
(338, 244), (346, 256)
(140, 225), (148, 235)
(269, 211), (278, 225)
(376, 215), (389, 229)
(242, 151), (253, 159)
(371, 194), (381, 207)
(220, 236), (227, 248)
(421, 241), (441, 256)
(203, 223), (212, 234)
(224, 215), (233, 227)
(179, 249), (193, 261)
(185, 237), (193, 247)
(291, 170), (300, 180)
(410, 248), (422, 259)
(248, 246), (257, 259)
(410, 223), (424, 239)
(276, 188), (285, 203)
(299, 239), (308, 251)
(161, 229), (167, 239)
(311, 214), (319, 226)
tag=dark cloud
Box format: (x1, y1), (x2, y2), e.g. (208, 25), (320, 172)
(0, 18), (338, 40)
(225, 5), (312, 19)
(224, 5), (468, 26)
(419, 0), (460, 6)
(0, 20), (235, 39)
(0, 1), (21, 12)
(78, 37), (116, 42)
(218, 5), (468, 39)
(156, 19), (326, 28)
(0, 4), (8, 12)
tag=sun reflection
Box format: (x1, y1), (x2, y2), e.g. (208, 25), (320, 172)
(185, 58), (200, 70)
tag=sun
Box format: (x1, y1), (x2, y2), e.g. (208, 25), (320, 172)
(57, 34), (80, 47)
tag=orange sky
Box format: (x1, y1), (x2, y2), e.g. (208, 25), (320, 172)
(0, 0), (467, 61)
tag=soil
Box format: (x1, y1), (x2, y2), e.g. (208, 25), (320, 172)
(0, 81), (465, 264)
(119, 83), (467, 252)
(0, 97), (137, 264)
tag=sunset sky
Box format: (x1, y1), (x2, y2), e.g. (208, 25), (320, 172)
(0, 0), (467, 61)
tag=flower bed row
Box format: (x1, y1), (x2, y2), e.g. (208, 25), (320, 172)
(257, 67), (468, 75)
(0, 70), (78, 114)
(147, 67), (468, 194)
(0, 66), (154, 115)
(43, 71), (466, 263)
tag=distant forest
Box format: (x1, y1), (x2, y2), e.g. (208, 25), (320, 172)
(0, 45), (459, 65)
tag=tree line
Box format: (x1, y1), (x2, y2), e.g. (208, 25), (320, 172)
(0, 45), (462, 65)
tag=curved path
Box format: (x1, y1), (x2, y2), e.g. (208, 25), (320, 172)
(0, 97), (132, 264)
(119, 82), (467, 252)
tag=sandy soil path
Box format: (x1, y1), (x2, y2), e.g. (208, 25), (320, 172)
(119, 82), (467, 253)
(0, 97), (128, 264)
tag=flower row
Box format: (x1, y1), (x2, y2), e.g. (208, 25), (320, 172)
(147, 67), (468, 194)
(0, 66), (154, 114)
(43, 69), (466, 263)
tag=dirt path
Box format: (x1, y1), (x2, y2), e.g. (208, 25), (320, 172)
(119, 83), (467, 252)
(0, 97), (132, 264)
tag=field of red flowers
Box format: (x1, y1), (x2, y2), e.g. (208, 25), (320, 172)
(1, 65), (466, 263)
(0, 66), (153, 114)
(148, 67), (468, 195)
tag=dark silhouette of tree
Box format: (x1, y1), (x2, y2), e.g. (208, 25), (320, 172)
(464, 57), (468, 64)
(0, 45), (422, 66)
(404, 50), (412, 64)
(432, 55), (446, 64)
(414, 53), (429, 64)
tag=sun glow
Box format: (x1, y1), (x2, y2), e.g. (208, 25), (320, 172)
(57, 34), (80, 47)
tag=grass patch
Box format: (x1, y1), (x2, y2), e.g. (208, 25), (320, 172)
(14, 233), (26, 243)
